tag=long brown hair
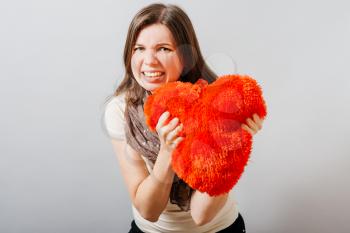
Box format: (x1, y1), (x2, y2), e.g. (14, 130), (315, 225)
(114, 3), (217, 105)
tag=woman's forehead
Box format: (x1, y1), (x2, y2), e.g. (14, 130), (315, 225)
(135, 24), (176, 46)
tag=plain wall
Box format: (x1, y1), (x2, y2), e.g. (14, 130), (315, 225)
(1, 0), (349, 232)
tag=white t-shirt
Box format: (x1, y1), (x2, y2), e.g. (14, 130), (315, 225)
(104, 92), (239, 233)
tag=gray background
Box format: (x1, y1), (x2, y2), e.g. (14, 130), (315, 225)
(1, 0), (349, 232)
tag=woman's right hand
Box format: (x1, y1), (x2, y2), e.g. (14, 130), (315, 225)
(155, 111), (184, 155)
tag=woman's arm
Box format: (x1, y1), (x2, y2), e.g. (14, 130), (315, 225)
(110, 111), (183, 222)
(134, 147), (175, 221)
(111, 139), (174, 222)
(190, 191), (229, 226)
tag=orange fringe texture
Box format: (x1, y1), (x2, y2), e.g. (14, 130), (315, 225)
(144, 74), (267, 196)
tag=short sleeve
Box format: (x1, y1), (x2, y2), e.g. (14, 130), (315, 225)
(104, 94), (126, 140)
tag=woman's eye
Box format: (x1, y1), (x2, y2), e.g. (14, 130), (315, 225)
(159, 47), (171, 52)
(134, 47), (144, 52)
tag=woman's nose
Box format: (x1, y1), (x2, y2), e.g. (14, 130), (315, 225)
(144, 50), (158, 65)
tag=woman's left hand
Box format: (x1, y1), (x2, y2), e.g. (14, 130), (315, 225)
(241, 113), (264, 136)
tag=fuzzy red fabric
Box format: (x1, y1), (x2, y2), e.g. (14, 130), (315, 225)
(144, 74), (267, 196)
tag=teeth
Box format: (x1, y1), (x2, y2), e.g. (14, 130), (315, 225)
(143, 71), (163, 77)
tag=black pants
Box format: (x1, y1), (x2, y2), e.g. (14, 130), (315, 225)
(128, 213), (246, 233)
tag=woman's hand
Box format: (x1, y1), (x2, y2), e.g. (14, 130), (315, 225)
(156, 111), (184, 154)
(241, 113), (264, 136)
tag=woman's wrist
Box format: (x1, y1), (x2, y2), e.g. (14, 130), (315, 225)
(151, 148), (175, 184)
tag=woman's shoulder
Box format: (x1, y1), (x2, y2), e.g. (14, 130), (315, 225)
(106, 92), (126, 108)
(104, 92), (127, 140)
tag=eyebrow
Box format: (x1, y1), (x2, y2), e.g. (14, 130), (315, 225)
(134, 43), (174, 47)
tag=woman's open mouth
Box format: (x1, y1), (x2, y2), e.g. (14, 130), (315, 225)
(142, 71), (165, 82)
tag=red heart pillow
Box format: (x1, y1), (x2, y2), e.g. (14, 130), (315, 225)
(144, 74), (267, 196)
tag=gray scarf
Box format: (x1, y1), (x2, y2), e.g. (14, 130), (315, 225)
(124, 92), (194, 211)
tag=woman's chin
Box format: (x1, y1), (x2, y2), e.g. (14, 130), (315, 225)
(141, 78), (165, 90)
(140, 82), (160, 92)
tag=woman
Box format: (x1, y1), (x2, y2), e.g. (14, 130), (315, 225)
(104, 3), (263, 232)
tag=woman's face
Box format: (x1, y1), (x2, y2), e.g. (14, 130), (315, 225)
(131, 23), (183, 92)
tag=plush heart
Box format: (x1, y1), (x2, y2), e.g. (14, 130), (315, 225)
(144, 74), (267, 196)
